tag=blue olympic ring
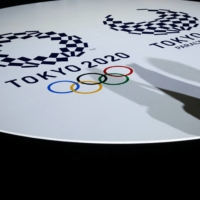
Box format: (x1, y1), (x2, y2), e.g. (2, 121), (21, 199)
(47, 80), (80, 94)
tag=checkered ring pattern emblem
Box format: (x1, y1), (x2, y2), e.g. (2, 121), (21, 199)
(103, 9), (199, 35)
(0, 31), (88, 68)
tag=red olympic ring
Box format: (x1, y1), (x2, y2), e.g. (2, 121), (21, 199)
(103, 66), (133, 77)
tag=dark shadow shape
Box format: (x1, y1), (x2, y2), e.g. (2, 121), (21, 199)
(158, 88), (200, 120)
(87, 64), (200, 136)
(129, 63), (200, 99)
(148, 58), (200, 83)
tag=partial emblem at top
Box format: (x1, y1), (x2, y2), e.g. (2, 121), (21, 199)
(103, 9), (199, 35)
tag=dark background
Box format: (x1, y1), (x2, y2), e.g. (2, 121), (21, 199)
(0, 0), (200, 162)
(0, 0), (56, 9)
(0, 0), (200, 9)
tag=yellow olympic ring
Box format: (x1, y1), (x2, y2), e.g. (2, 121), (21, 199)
(70, 80), (103, 94)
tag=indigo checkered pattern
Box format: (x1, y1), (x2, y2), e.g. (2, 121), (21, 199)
(0, 31), (88, 68)
(103, 9), (199, 35)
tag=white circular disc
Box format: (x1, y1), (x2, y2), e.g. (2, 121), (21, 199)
(0, 0), (200, 143)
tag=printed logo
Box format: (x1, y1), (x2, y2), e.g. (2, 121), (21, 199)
(47, 66), (133, 95)
(103, 9), (199, 35)
(0, 31), (88, 68)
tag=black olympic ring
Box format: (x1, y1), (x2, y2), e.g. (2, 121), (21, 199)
(76, 73), (108, 85)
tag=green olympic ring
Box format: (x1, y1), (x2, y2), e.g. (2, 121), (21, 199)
(98, 73), (129, 85)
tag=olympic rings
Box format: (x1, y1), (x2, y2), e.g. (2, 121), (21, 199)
(103, 66), (133, 77)
(47, 65), (134, 95)
(70, 80), (103, 94)
(76, 73), (107, 85)
(98, 73), (129, 85)
(47, 80), (80, 94)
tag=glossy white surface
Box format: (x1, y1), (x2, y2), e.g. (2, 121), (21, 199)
(0, 0), (200, 143)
